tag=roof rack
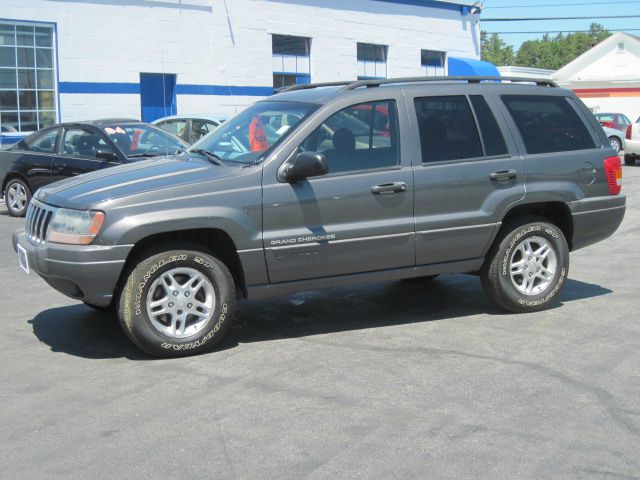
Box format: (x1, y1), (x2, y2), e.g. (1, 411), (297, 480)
(280, 76), (557, 94)
(280, 81), (356, 93)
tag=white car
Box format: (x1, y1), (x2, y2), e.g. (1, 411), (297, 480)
(624, 122), (640, 166)
(603, 126), (625, 155)
(152, 114), (228, 145)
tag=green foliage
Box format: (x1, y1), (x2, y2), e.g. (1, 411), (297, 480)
(481, 23), (611, 70)
(481, 31), (515, 66)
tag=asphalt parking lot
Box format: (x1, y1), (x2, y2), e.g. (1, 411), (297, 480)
(1, 166), (639, 480)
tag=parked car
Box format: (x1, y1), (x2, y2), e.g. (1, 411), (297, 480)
(594, 112), (632, 132)
(624, 122), (640, 165)
(12, 77), (625, 357)
(1, 119), (187, 217)
(603, 126), (625, 154)
(152, 114), (227, 145)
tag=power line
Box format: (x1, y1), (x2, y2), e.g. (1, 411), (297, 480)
(486, 28), (640, 34)
(483, 15), (640, 21)
(485, 1), (639, 9)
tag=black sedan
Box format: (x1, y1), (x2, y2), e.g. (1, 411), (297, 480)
(0, 119), (188, 216)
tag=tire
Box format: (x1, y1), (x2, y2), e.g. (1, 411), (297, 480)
(609, 136), (622, 154)
(5, 178), (31, 217)
(481, 217), (569, 313)
(624, 155), (636, 166)
(118, 245), (236, 357)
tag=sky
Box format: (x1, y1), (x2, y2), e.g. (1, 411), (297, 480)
(480, 0), (640, 50)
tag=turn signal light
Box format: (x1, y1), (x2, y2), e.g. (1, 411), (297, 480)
(604, 156), (622, 195)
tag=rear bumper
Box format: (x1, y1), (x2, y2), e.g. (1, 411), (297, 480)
(12, 229), (132, 306)
(568, 195), (626, 251)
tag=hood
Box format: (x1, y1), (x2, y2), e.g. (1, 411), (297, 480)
(36, 155), (246, 210)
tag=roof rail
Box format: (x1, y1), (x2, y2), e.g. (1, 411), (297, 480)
(280, 81), (356, 93)
(339, 76), (558, 91)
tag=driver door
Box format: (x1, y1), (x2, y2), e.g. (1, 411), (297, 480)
(262, 96), (415, 283)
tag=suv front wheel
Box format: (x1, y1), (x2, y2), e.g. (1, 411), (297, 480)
(118, 245), (236, 357)
(481, 218), (569, 313)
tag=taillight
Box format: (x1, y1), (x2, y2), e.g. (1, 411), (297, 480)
(626, 124), (632, 140)
(604, 156), (622, 195)
(601, 121), (615, 128)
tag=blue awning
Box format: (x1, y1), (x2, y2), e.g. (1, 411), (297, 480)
(448, 57), (500, 77)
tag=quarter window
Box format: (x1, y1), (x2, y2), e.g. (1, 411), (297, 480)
(502, 95), (595, 154)
(470, 95), (508, 157)
(414, 96), (483, 163)
(300, 100), (400, 174)
(0, 22), (56, 133)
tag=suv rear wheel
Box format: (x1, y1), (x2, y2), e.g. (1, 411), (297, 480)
(118, 245), (236, 357)
(481, 217), (569, 313)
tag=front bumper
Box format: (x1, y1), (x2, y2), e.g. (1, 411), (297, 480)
(568, 195), (626, 251)
(12, 229), (133, 306)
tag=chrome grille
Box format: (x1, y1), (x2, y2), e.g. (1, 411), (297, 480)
(25, 200), (57, 244)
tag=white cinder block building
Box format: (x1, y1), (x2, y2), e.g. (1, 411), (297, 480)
(552, 33), (640, 122)
(1, 0), (482, 143)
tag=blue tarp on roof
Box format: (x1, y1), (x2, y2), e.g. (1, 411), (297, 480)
(448, 57), (500, 76)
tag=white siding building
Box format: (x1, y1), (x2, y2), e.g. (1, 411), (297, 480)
(1, 0), (481, 143)
(552, 33), (640, 122)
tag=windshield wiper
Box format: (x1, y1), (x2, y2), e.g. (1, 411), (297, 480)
(190, 148), (225, 166)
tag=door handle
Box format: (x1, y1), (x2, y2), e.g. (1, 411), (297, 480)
(489, 169), (517, 181)
(371, 182), (407, 194)
(52, 162), (66, 173)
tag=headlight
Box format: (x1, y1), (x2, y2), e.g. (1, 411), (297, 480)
(47, 209), (105, 245)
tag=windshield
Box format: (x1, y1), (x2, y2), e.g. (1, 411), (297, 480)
(103, 124), (185, 157)
(189, 101), (318, 164)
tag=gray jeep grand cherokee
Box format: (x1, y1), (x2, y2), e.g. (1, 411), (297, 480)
(12, 76), (626, 357)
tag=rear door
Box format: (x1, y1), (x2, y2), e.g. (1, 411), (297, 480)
(407, 87), (525, 265)
(262, 93), (415, 283)
(5, 127), (59, 192)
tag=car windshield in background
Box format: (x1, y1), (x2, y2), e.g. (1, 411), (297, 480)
(189, 101), (318, 164)
(102, 124), (185, 157)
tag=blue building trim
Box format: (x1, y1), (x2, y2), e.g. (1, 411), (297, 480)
(59, 82), (141, 94)
(58, 82), (273, 97)
(175, 84), (274, 96)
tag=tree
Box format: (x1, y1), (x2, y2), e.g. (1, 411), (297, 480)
(514, 23), (611, 70)
(481, 31), (515, 66)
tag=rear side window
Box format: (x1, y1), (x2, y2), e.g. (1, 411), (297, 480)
(414, 96), (483, 163)
(502, 95), (595, 154)
(470, 95), (508, 157)
(18, 128), (58, 153)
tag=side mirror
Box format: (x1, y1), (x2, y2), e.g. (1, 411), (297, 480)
(96, 150), (120, 163)
(283, 151), (328, 183)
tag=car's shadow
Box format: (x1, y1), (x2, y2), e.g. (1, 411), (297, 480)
(28, 276), (612, 360)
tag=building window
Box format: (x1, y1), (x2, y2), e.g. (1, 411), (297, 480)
(421, 49), (445, 76)
(272, 34), (311, 91)
(0, 21), (57, 133)
(357, 43), (387, 80)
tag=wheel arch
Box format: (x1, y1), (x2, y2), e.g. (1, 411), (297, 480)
(2, 171), (30, 195)
(117, 228), (248, 302)
(499, 201), (574, 250)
